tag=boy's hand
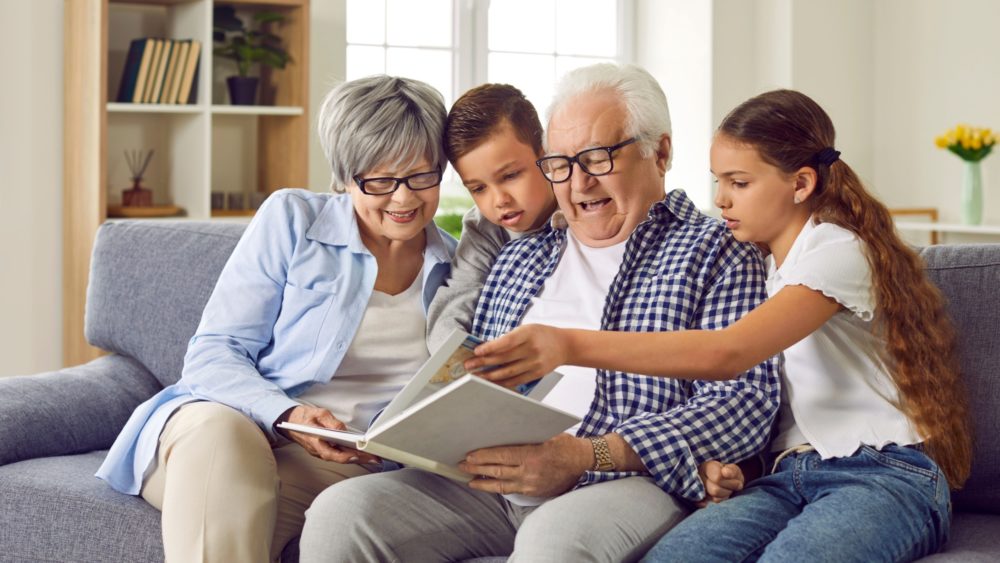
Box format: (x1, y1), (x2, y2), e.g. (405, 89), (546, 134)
(464, 324), (569, 389)
(696, 460), (745, 508)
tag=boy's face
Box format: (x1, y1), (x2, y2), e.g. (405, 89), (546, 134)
(454, 125), (556, 233)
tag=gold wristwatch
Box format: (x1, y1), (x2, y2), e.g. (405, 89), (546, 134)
(589, 436), (615, 471)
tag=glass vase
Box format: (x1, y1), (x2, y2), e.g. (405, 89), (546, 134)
(961, 160), (983, 225)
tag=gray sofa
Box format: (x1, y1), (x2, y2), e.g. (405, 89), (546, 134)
(1, 220), (998, 562)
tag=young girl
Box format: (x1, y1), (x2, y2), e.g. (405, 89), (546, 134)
(468, 89), (972, 561)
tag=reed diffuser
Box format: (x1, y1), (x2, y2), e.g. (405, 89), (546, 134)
(122, 149), (154, 207)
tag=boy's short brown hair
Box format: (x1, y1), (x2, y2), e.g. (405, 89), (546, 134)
(444, 84), (544, 164)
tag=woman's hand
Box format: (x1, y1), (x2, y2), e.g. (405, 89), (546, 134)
(464, 324), (571, 389)
(696, 460), (745, 508)
(277, 405), (381, 465)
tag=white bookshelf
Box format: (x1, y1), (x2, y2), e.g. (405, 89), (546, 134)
(64, 0), (311, 366)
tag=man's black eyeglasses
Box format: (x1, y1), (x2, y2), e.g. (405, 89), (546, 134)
(535, 137), (638, 183)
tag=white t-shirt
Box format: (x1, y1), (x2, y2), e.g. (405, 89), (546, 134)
(506, 229), (628, 506)
(768, 218), (921, 457)
(297, 274), (429, 431)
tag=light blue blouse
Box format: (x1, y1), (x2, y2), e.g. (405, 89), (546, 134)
(97, 189), (456, 494)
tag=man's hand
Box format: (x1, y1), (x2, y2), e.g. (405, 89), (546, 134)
(458, 434), (592, 498)
(276, 405), (380, 465)
(464, 324), (571, 389)
(696, 460), (745, 508)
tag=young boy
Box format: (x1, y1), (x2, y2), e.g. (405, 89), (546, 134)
(426, 84), (557, 350)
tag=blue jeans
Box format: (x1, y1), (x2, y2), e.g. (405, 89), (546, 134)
(642, 444), (951, 563)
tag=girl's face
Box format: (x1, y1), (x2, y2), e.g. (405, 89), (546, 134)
(711, 133), (808, 251)
(454, 125), (556, 233)
(349, 157), (441, 245)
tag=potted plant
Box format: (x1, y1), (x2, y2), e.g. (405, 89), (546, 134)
(213, 6), (291, 105)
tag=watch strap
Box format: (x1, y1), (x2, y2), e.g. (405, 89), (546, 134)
(589, 436), (615, 471)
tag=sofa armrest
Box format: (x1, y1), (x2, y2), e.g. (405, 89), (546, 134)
(0, 354), (162, 465)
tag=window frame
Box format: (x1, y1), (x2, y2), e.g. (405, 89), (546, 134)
(346, 0), (635, 105)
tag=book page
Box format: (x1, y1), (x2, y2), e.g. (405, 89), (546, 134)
(369, 375), (581, 468)
(372, 329), (484, 431)
(276, 422), (365, 450)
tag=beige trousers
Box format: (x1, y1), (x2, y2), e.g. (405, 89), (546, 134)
(140, 401), (371, 563)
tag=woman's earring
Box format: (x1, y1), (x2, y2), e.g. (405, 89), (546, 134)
(793, 195), (802, 204)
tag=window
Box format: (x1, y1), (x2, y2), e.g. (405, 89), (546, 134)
(346, 0), (630, 113)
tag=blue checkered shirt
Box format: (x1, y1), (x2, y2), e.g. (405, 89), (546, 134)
(471, 189), (781, 501)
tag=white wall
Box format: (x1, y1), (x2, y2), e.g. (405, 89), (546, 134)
(711, 0), (875, 187)
(635, 0), (714, 208)
(0, 0), (63, 377)
(307, 0), (346, 192)
(873, 0), (1000, 224)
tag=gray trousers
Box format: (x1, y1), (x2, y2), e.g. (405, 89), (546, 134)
(299, 468), (688, 563)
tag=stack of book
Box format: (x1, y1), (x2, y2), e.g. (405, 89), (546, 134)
(115, 38), (202, 105)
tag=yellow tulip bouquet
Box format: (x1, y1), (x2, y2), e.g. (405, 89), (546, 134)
(935, 124), (996, 162)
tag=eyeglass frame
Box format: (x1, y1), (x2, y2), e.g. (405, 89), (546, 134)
(535, 137), (639, 183)
(351, 167), (444, 196)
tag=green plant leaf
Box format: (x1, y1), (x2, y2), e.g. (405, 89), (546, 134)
(212, 7), (291, 77)
(253, 11), (286, 24)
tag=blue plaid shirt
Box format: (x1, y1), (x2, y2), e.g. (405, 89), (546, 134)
(471, 189), (781, 501)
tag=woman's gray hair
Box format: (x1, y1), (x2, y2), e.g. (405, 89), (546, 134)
(547, 63), (672, 170)
(317, 75), (447, 192)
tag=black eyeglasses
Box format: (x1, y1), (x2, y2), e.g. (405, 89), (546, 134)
(352, 168), (443, 195)
(536, 137), (638, 183)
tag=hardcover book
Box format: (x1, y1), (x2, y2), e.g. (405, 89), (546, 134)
(278, 330), (575, 481)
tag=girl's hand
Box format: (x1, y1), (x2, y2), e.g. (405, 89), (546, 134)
(696, 460), (745, 508)
(464, 324), (571, 389)
(277, 405), (381, 465)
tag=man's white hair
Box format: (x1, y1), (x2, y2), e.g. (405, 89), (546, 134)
(547, 63), (672, 170)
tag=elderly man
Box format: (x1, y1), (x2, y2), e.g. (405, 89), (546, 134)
(298, 64), (780, 563)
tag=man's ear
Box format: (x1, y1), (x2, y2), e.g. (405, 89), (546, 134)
(655, 134), (672, 176)
(793, 166), (818, 203)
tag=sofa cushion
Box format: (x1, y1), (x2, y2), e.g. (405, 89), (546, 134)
(85, 221), (247, 388)
(0, 354), (162, 466)
(0, 451), (163, 562)
(916, 512), (1000, 562)
(921, 244), (1000, 514)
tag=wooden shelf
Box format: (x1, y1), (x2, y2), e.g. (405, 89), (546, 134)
(895, 221), (1000, 235)
(211, 104), (304, 115)
(64, 0), (310, 367)
(211, 209), (257, 217)
(107, 204), (184, 217)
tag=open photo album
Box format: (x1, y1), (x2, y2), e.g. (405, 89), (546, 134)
(278, 329), (578, 481)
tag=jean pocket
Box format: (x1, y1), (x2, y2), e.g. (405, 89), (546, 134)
(859, 445), (940, 481)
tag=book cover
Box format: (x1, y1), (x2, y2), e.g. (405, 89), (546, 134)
(159, 40), (181, 104)
(139, 39), (163, 104)
(165, 41), (190, 105)
(148, 39), (173, 104)
(115, 38), (146, 103)
(131, 38), (156, 104)
(278, 330), (576, 482)
(280, 375), (577, 482)
(177, 40), (201, 104)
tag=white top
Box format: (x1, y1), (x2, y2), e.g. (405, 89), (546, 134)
(506, 230), (627, 506)
(768, 218), (921, 457)
(297, 274), (429, 431)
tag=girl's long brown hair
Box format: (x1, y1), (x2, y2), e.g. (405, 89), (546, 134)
(719, 89), (971, 488)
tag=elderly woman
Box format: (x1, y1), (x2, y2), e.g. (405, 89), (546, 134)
(97, 75), (455, 563)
